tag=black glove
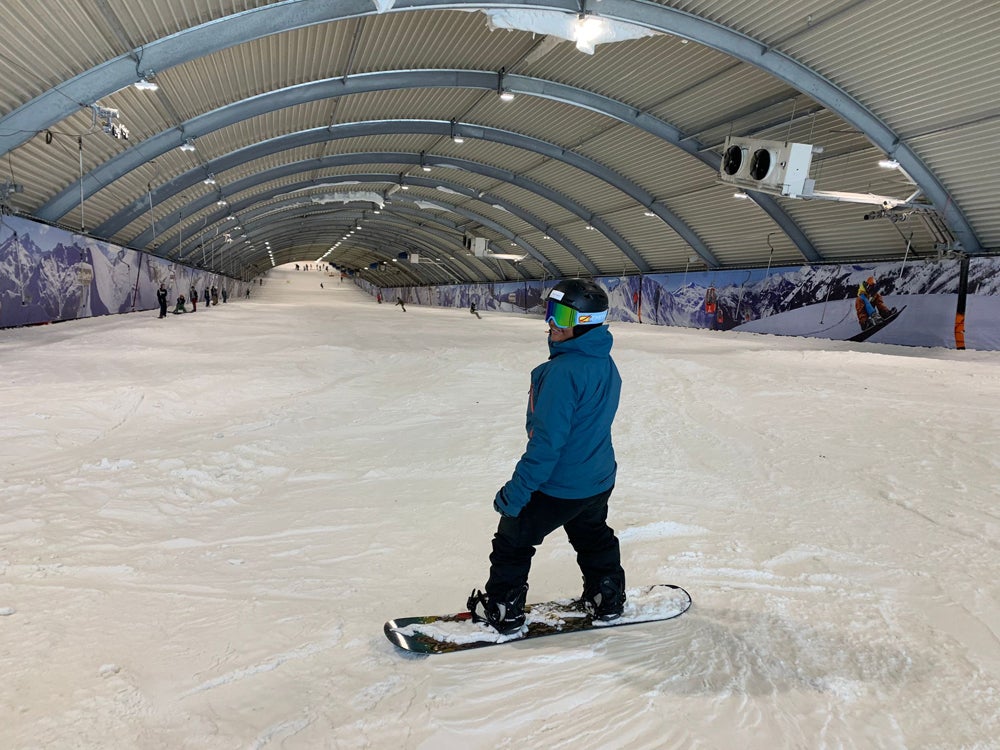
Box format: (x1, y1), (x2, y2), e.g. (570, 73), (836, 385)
(494, 488), (516, 518)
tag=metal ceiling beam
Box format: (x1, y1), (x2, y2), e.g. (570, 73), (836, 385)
(184, 197), (527, 281)
(1, 0), (977, 253)
(233, 209), (484, 284)
(226, 224), (441, 285)
(279, 229), (449, 285)
(119, 155), (596, 275)
(166, 172), (567, 276)
(382, 206), (531, 281)
(94, 121), (662, 271)
(174, 191), (534, 273)
(37, 72), (724, 265)
(253, 231), (435, 284)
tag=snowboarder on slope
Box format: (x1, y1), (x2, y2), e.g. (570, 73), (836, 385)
(468, 279), (626, 634)
(157, 284), (168, 318)
(855, 276), (894, 330)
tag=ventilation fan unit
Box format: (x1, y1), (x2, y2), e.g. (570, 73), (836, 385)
(720, 137), (817, 198)
(471, 237), (489, 257)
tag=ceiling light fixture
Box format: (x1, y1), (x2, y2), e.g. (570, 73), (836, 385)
(497, 67), (515, 102)
(733, 190), (750, 200)
(134, 72), (159, 92)
(203, 174), (216, 185)
(878, 158), (901, 170)
(450, 118), (464, 144)
(574, 14), (605, 54)
(179, 138), (196, 152)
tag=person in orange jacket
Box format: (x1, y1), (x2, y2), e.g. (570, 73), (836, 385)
(855, 276), (894, 330)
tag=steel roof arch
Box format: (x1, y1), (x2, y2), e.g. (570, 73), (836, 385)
(94, 119), (686, 271)
(118, 153), (605, 276)
(179, 193), (540, 279)
(35, 69), (805, 264)
(163, 171), (570, 277)
(0, 0), (978, 253)
(219, 207), (499, 284)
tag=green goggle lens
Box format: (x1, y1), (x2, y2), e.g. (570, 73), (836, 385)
(545, 299), (608, 328)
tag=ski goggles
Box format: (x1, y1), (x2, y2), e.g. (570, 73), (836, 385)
(545, 298), (608, 329)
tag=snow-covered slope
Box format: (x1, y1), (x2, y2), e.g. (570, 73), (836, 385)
(1, 265), (999, 749)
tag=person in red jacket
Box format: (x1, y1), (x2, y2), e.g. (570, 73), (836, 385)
(855, 276), (894, 330)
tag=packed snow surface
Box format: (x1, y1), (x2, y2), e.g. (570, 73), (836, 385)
(2, 266), (999, 749)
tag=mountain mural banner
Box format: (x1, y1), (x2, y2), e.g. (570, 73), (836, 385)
(358, 256), (1000, 351)
(0, 215), (249, 329)
(628, 259), (999, 350)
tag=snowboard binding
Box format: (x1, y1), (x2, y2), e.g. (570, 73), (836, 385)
(467, 585), (528, 635)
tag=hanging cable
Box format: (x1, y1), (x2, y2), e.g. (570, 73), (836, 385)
(765, 232), (776, 278)
(78, 137), (86, 232)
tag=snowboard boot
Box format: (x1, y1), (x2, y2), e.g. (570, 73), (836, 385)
(467, 584), (528, 635)
(581, 575), (626, 621)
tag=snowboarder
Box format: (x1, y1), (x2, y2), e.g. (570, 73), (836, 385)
(172, 294), (187, 314)
(470, 302), (481, 319)
(468, 279), (626, 634)
(855, 276), (894, 330)
(395, 297), (406, 312)
(157, 284), (168, 318)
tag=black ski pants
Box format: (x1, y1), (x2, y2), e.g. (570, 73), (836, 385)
(485, 487), (624, 597)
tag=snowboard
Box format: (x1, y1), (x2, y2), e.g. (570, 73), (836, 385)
(384, 584), (691, 654)
(849, 305), (906, 342)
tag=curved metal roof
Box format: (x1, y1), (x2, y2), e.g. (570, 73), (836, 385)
(1, 0), (996, 285)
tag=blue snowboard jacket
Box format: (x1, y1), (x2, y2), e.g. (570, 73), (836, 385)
(497, 325), (622, 516)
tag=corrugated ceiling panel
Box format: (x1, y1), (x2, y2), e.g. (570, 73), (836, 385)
(559, 223), (640, 277)
(525, 160), (636, 215)
(484, 180), (581, 230)
(667, 185), (804, 268)
(575, 126), (715, 202)
(522, 30), (730, 112)
(434, 139), (546, 177)
(351, 11), (537, 73)
(650, 63), (792, 137)
(471, 95), (618, 152)
(4, 0), (998, 277)
(785, 205), (920, 264)
(782, 2), (1000, 137)
(0, 1), (118, 112)
(107, 1), (279, 46)
(666, 0), (864, 48)
(912, 119), (1000, 248)
(598, 205), (691, 272)
(332, 88), (484, 126)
